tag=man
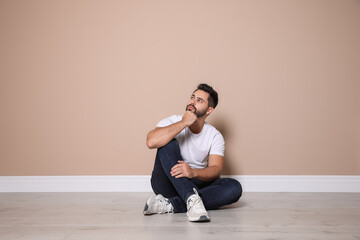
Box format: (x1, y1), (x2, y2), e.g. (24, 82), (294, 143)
(143, 83), (242, 222)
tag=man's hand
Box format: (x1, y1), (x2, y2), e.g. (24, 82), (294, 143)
(171, 161), (194, 178)
(181, 110), (197, 127)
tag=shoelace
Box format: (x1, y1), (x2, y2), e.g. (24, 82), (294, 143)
(187, 196), (201, 211)
(187, 189), (204, 212)
(155, 197), (173, 213)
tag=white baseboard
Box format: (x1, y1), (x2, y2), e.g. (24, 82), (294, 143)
(231, 175), (360, 192)
(0, 175), (359, 193)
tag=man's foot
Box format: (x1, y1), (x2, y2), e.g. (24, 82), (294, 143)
(143, 194), (174, 215)
(186, 188), (210, 222)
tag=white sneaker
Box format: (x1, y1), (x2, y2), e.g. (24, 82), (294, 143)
(143, 194), (174, 215)
(186, 188), (210, 222)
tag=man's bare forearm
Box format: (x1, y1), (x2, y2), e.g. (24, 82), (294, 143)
(147, 111), (197, 149)
(192, 166), (221, 182)
(146, 121), (187, 149)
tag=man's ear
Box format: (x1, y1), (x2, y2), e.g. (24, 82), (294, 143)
(206, 107), (214, 115)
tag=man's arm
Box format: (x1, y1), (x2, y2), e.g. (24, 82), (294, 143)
(146, 111), (197, 149)
(146, 121), (186, 149)
(170, 154), (224, 182)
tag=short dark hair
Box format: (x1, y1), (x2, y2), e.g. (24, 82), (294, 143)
(195, 83), (219, 108)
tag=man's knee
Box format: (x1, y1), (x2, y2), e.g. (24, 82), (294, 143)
(159, 138), (179, 151)
(225, 178), (242, 203)
(232, 179), (243, 202)
(158, 139), (182, 160)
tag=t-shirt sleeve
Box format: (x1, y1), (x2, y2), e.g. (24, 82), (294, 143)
(156, 115), (181, 128)
(210, 131), (225, 156)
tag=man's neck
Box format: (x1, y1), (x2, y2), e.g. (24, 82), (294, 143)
(189, 117), (206, 134)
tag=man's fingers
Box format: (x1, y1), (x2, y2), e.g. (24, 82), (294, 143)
(172, 169), (184, 178)
(171, 161), (184, 171)
(171, 161), (189, 178)
(171, 164), (180, 171)
(171, 168), (181, 175)
(171, 165), (186, 176)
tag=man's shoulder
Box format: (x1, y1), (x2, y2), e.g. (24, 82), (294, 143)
(204, 122), (223, 136)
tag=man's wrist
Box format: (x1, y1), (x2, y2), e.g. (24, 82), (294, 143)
(178, 120), (188, 129)
(191, 168), (199, 178)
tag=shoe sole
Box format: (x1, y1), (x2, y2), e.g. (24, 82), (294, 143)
(187, 214), (210, 222)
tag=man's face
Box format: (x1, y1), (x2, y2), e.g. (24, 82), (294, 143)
(185, 90), (211, 118)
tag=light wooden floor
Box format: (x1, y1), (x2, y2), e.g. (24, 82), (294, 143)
(0, 192), (359, 240)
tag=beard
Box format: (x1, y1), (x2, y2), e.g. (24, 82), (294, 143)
(186, 104), (207, 118)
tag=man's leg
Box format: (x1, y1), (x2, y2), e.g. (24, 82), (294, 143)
(154, 139), (211, 221)
(149, 139), (197, 213)
(196, 178), (242, 210)
(150, 147), (178, 198)
(156, 139), (200, 201)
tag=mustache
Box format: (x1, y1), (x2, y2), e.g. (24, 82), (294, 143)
(186, 104), (197, 112)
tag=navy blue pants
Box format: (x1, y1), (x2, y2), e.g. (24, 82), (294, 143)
(150, 139), (242, 213)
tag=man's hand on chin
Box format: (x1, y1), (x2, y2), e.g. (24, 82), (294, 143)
(181, 111), (197, 127)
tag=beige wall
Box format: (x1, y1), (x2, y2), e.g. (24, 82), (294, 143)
(1, 0), (359, 176)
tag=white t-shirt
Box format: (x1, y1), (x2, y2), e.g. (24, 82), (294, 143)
(156, 115), (225, 169)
